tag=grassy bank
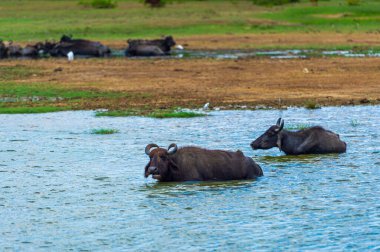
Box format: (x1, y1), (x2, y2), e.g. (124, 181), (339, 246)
(0, 0), (379, 42)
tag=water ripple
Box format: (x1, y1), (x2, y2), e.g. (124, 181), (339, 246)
(0, 106), (379, 250)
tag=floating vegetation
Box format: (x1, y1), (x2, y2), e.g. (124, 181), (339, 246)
(95, 110), (138, 117)
(91, 128), (119, 135)
(148, 111), (206, 119)
(285, 124), (312, 130)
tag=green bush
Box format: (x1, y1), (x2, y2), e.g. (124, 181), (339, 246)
(251, 0), (299, 6)
(346, 0), (360, 6)
(79, 0), (117, 9)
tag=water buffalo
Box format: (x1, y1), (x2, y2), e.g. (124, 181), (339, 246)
(145, 143), (263, 182)
(50, 35), (111, 57)
(5, 41), (22, 57)
(250, 118), (347, 155)
(126, 36), (176, 56)
(21, 42), (46, 57)
(127, 45), (165, 56)
(0, 40), (6, 58)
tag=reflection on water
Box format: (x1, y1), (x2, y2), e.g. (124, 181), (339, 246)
(0, 105), (379, 250)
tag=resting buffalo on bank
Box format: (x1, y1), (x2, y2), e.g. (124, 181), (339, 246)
(0, 40), (59, 58)
(0, 40), (6, 58)
(50, 35), (111, 57)
(144, 143), (263, 182)
(126, 36), (176, 56)
(251, 118), (347, 155)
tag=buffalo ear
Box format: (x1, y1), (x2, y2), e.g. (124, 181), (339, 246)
(144, 162), (150, 178)
(169, 159), (179, 171)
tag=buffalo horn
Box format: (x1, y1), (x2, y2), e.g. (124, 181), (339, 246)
(276, 118), (282, 126)
(167, 143), (178, 155)
(279, 119), (285, 131)
(145, 143), (159, 155)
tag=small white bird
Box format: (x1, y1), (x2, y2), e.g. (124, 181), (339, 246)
(67, 51), (74, 61)
(175, 45), (184, 50)
(203, 102), (210, 111)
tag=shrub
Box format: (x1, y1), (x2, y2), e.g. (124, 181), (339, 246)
(304, 100), (321, 109)
(251, 0), (299, 6)
(79, 0), (117, 9)
(346, 0), (360, 6)
(144, 0), (165, 7)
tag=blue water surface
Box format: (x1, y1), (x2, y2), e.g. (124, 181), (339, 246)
(0, 106), (379, 251)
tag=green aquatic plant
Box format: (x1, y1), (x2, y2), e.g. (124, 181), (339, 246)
(285, 123), (312, 130)
(91, 128), (119, 134)
(95, 110), (137, 117)
(148, 111), (206, 119)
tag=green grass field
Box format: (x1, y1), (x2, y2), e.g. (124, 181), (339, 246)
(0, 0), (379, 42)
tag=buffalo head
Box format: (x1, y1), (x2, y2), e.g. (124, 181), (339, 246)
(60, 34), (73, 43)
(144, 143), (178, 181)
(164, 36), (176, 48)
(251, 118), (284, 150)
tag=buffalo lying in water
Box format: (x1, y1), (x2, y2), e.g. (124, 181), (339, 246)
(145, 143), (263, 182)
(5, 41), (22, 57)
(126, 36), (176, 56)
(21, 42), (48, 57)
(50, 35), (111, 57)
(251, 118), (347, 155)
(0, 41), (54, 58)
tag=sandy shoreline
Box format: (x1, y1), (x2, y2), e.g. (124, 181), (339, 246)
(1, 55), (379, 111)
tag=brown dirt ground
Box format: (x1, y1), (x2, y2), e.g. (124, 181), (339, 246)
(105, 33), (380, 50)
(1, 55), (379, 110)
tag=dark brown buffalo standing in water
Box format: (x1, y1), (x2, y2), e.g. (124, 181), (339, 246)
(50, 35), (111, 57)
(250, 118), (347, 155)
(126, 36), (176, 56)
(144, 143), (263, 182)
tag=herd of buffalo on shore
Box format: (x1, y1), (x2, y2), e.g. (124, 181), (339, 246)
(0, 35), (178, 59)
(144, 118), (347, 182)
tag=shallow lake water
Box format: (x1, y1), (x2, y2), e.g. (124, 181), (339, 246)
(115, 48), (380, 59)
(1, 106), (379, 251)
